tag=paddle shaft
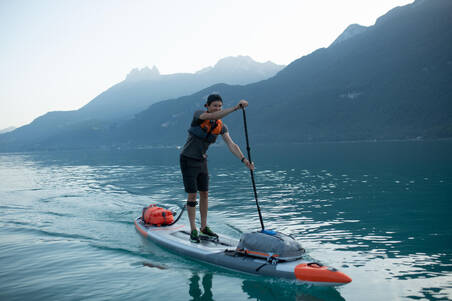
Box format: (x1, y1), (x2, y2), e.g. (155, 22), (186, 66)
(241, 107), (265, 230)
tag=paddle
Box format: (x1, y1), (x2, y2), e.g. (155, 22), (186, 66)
(240, 105), (266, 231)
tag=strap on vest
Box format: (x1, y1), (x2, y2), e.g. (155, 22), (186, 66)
(205, 120), (218, 142)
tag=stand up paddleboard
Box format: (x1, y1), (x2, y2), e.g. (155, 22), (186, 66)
(135, 106), (351, 286)
(134, 217), (351, 286)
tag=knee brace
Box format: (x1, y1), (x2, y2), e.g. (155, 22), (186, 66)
(187, 200), (198, 207)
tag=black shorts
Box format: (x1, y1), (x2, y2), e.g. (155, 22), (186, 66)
(180, 155), (209, 193)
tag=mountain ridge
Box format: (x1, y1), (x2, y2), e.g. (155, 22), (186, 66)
(1, 0), (451, 151)
(111, 0), (451, 147)
(0, 56), (284, 151)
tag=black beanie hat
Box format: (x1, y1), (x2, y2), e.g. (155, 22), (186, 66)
(206, 94), (223, 106)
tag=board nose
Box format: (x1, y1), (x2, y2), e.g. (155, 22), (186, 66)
(294, 263), (352, 285)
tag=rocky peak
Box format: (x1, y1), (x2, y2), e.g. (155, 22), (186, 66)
(330, 24), (368, 47)
(125, 66), (160, 82)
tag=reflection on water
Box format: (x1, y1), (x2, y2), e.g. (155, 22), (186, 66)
(189, 273), (213, 301)
(188, 272), (346, 301)
(0, 141), (451, 300)
(241, 279), (345, 301)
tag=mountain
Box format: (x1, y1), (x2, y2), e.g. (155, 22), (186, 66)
(196, 56), (285, 85)
(125, 66), (160, 82)
(1, 0), (451, 151)
(0, 56), (283, 151)
(79, 55), (284, 121)
(114, 0), (452, 147)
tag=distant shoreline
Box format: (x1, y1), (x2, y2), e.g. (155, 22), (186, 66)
(1, 137), (451, 154)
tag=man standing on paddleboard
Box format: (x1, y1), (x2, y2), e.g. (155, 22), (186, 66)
(180, 94), (254, 243)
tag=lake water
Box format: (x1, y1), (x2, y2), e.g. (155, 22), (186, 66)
(0, 141), (451, 301)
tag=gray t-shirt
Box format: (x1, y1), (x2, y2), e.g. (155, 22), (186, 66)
(180, 110), (228, 160)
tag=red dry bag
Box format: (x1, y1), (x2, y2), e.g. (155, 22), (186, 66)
(142, 204), (174, 226)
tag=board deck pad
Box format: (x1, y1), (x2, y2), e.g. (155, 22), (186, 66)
(174, 230), (234, 247)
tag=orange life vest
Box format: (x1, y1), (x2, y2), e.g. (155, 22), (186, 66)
(199, 119), (223, 135)
(188, 118), (223, 142)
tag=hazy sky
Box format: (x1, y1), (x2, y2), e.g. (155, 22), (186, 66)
(0, 0), (413, 130)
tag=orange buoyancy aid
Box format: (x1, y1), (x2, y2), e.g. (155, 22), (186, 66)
(200, 119), (223, 135)
(188, 118), (223, 142)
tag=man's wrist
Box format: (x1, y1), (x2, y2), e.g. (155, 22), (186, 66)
(241, 157), (246, 162)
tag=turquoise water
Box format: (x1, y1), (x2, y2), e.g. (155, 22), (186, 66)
(0, 141), (451, 300)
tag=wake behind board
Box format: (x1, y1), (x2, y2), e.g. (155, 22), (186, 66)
(135, 217), (351, 286)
